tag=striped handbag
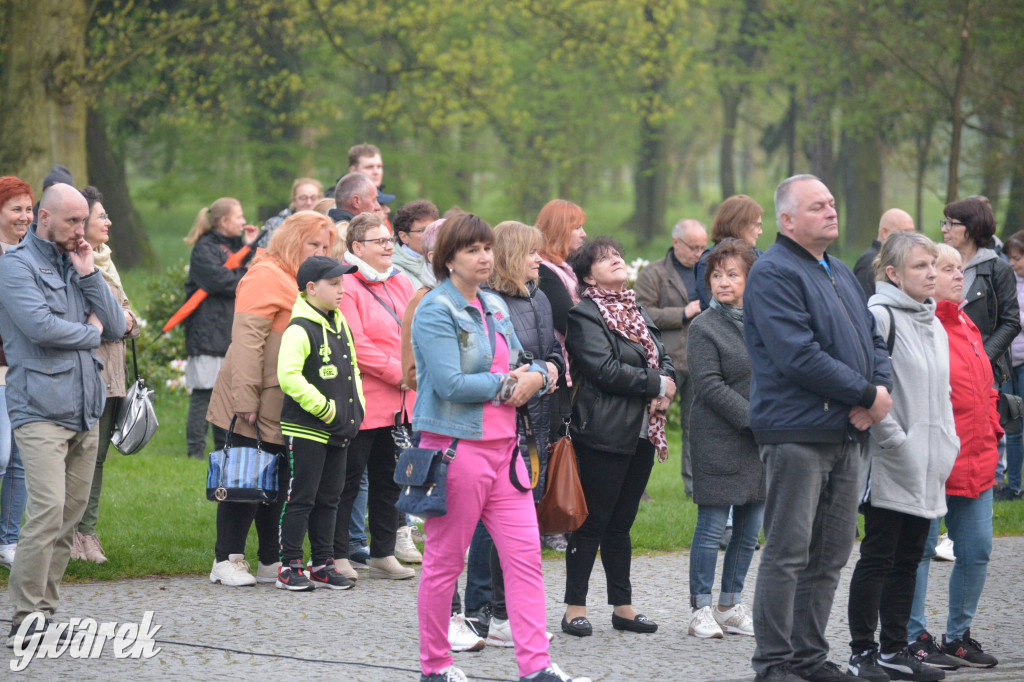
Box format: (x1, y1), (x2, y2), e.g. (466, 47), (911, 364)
(206, 416), (279, 503)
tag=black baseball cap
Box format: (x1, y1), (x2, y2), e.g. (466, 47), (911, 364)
(296, 256), (356, 290)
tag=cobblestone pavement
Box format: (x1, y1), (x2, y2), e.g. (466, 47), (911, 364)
(2, 537), (1022, 680)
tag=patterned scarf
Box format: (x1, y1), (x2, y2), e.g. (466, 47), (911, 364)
(582, 286), (667, 457)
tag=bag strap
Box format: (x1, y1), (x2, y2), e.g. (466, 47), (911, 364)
(356, 278), (402, 328)
(129, 338), (140, 382)
(869, 303), (896, 356)
(509, 406), (540, 492)
(442, 438), (460, 464)
(224, 414), (263, 451)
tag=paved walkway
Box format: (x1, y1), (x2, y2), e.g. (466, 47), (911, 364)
(2, 537), (1022, 680)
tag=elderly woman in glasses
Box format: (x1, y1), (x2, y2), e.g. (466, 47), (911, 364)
(333, 212), (419, 580)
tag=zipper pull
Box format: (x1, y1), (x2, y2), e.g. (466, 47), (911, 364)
(824, 399), (830, 412)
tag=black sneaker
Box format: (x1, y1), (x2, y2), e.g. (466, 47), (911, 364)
(5, 615), (70, 649)
(847, 650), (891, 681)
(993, 486), (1023, 501)
(309, 559), (354, 590)
(755, 665), (803, 681)
(275, 560), (315, 591)
(907, 632), (961, 670)
(803, 660), (860, 681)
(940, 630), (998, 668)
(877, 647), (944, 681)
(465, 602), (492, 637)
(349, 547), (371, 570)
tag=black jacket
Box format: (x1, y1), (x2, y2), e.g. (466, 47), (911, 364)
(565, 297), (675, 456)
(537, 264), (575, 336)
(184, 231), (252, 357)
(961, 255), (1021, 383)
(853, 239), (881, 302)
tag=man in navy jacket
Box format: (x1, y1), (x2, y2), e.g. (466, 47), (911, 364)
(745, 175), (893, 682)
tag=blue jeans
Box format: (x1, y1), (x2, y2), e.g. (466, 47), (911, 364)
(907, 489), (993, 642)
(0, 386), (27, 546)
(751, 441), (861, 678)
(348, 469), (369, 550)
(1004, 366), (1024, 492)
(689, 502), (764, 608)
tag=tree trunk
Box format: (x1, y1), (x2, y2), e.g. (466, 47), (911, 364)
(946, 1), (973, 203)
(720, 88), (741, 199)
(86, 107), (153, 269)
(1005, 134), (1024, 237)
(914, 116), (937, 232)
(979, 115), (1006, 210)
(0, 0), (89, 191)
(839, 129), (883, 252)
(622, 116), (669, 245)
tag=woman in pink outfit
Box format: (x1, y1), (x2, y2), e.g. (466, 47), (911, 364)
(410, 214), (590, 682)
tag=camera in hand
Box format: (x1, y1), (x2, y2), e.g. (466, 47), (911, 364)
(509, 349), (534, 370)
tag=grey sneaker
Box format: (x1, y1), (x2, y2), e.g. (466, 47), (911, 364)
(877, 646), (945, 680)
(907, 632), (960, 670)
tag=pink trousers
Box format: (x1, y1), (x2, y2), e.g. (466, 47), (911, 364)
(417, 436), (550, 677)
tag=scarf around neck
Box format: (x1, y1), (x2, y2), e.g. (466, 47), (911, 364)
(344, 250), (396, 282)
(93, 243), (124, 294)
(582, 286), (667, 457)
(540, 256), (580, 304)
(709, 297), (744, 331)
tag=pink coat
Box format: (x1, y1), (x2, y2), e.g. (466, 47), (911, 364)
(340, 270), (416, 429)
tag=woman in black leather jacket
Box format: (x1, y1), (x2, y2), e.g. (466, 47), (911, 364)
(941, 198), (1021, 384)
(560, 237), (676, 639)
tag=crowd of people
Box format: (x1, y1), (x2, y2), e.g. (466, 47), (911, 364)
(0, 148), (1020, 682)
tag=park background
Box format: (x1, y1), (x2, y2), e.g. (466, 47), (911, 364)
(1, 0), (1023, 581)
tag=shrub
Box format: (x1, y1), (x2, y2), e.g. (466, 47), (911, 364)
(134, 261), (189, 393)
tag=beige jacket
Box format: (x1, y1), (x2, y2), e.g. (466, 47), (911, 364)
(207, 257), (298, 445)
(634, 250), (692, 374)
(95, 256), (141, 398)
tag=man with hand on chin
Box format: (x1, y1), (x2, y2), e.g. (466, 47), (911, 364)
(0, 183), (125, 649)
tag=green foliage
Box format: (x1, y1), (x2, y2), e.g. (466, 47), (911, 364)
(134, 261), (189, 393)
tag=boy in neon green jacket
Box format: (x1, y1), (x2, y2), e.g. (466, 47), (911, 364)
(276, 257), (365, 591)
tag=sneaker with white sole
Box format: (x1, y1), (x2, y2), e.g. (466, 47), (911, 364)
(0, 543), (16, 568)
(520, 662), (592, 682)
(486, 616), (552, 647)
(350, 546), (371, 569)
(368, 555), (415, 579)
(713, 603), (755, 636)
(309, 559), (355, 590)
(877, 646), (946, 680)
(210, 553), (257, 586)
(275, 560), (315, 592)
(847, 649), (890, 681)
(933, 534), (954, 562)
(940, 630), (998, 668)
(448, 614), (485, 652)
(907, 632), (961, 670)
(688, 605), (724, 638)
(396, 525), (423, 563)
(256, 561), (281, 584)
(421, 665), (469, 682)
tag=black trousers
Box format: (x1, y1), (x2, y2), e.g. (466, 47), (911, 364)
(214, 434), (287, 564)
(564, 439), (655, 606)
(186, 388), (227, 457)
(848, 503), (931, 654)
(333, 426), (401, 559)
(279, 436), (349, 565)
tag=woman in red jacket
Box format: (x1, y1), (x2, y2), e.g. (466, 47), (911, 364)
(906, 243), (1000, 670)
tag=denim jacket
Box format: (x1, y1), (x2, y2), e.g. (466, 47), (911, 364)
(411, 278), (547, 439)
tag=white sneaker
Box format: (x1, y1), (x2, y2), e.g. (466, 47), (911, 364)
(395, 525), (423, 563)
(209, 554), (257, 586)
(448, 614), (485, 652)
(0, 543), (15, 568)
(425, 666), (469, 682)
(257, 561), (281, 584)
(368, 555), (416, 579)
(713, 603), (754, 636)
(485, 616), (552, 647)
(688, 606), (724, 638)
(934, 533), (955, 561)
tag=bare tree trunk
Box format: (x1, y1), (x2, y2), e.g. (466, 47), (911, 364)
(86, 107), (153, 269)
(0, 0), (89, 189)
(622, 116), (669, 245)
(914, 116), (937, 231)
(839, 129), (883, 252)
(720, 88), (741, 199)
(1005, 132), (1024, 236)
(946, 1), (973, 202)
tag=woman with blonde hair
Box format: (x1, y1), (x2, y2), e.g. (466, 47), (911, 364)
(259, 177), (325, 247)
(206, 210), (336, 587)
(183, 197), (258, 461)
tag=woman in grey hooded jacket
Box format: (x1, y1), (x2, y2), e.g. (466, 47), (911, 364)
(846, 231), (959, 682)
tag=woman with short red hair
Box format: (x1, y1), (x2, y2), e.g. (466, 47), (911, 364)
(0, 176), (34, 568)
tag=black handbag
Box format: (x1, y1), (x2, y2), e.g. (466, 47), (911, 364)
(206, 416), (279, 502)
(110, 339), (159, 455)
(392, 425), (457, 518)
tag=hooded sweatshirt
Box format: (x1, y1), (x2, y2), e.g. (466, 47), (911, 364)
(278, 294), (365, 445)
(862, 282), (958, 518)
(390, 244), (425, 290)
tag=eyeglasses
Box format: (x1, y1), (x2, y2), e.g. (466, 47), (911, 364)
(407, 228), (426, 234)
(939, 219), (964, 230)
(357, 237), (393, 248)
(295, 195), (319, 203)
(681, 241), (705, 251)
